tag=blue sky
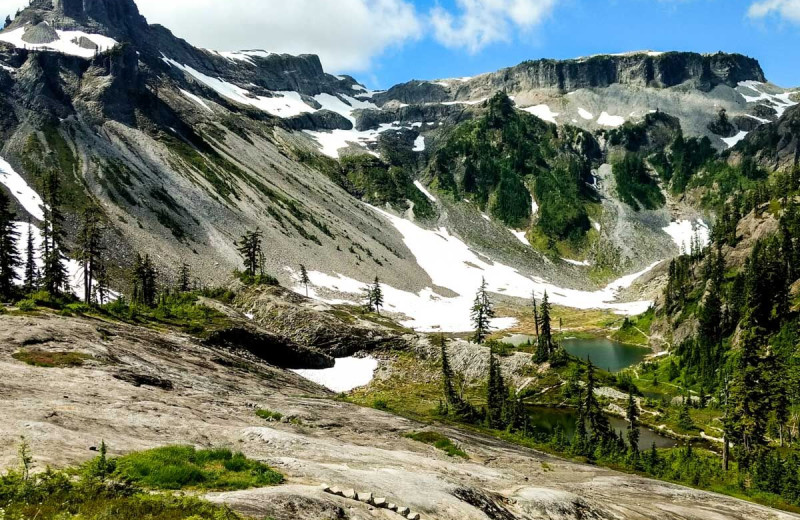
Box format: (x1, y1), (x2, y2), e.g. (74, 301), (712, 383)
(363, 0), (800, 89)
(2, 0), (798, 88)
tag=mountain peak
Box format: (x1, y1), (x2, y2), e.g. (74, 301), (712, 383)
(10, 0), (148, 40)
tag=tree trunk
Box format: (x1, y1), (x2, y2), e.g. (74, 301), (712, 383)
(723, 435), (729, 471)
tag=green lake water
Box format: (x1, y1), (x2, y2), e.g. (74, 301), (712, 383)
(502, 335), (650, 373)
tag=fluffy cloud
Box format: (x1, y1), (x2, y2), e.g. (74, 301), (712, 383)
(430, 0), (558, 52)
(134, 0), (422, 72)
(748, 0), (800, 23)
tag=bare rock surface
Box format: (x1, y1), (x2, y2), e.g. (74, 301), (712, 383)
(0, 312), (796, 520)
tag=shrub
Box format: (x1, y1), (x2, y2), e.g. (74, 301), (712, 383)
(113, 445), (283, 491)
(404, 431), (468, 459)
(15, 299), (37, 312)
(12, 349), (93, 368)
(255, 409), (284, 422)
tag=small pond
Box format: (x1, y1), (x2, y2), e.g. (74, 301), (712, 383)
(527, 406), (678, 448)
(502, 334), (650, 373)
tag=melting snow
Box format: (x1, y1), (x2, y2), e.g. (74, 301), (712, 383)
(531, 197), (539, 216)
(578, 108), (594, 120)
(510, 229), (530, 246)
(0, 156), (44, 220)
(562, 258), (591, 267)
(292, 356), (379, 393)
(291, 207), (659, 332)
(163, 57), (314, 118)
(414, 180), (436, 203)
(522, 104), (559, 124)
(0, 26), (117, 58)
(412, 135), (426, 152)
(597, 112), (625, 127)
(721, 131), (748, 148)
(737, 81), (798, 118)
(179, 89), (213, 113)
(663, 220), (710, 253)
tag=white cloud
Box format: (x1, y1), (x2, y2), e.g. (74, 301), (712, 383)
(748, 0), (800, 23)
(430, 0), (558, 52)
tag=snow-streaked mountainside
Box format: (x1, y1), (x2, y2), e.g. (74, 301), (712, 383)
(0, 0), (797, 332)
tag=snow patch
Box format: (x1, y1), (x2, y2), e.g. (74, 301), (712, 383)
(292, 356), (378, 393)
(578, 108), (594, 120)
(0, 26), (117, 58)
(179, 89), (213, 113)
(0, 156), (44, 220)
(510, 229), (530, 246)
(412, 135), (426, 152)
(737, 81), (798, 118)
(597, 112), (625, 127)
(522, 104), (559, 124)
(663, 220), (710, 253)
(562, 258), (591, 267)
(414, 180), (436, 203)
(721, 131), (748, 149)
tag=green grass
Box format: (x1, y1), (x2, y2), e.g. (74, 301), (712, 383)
(12, 349), (93, 368)
(404, 431), (468, 459)
(255, 409), (283, 422)
(114, 446), (283, 491)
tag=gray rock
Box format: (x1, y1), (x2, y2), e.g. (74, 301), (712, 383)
(373, 497), (387, 508)
(387, 503), (397, 511)
(72, 36), (98, 50)
(356, 492), (373, 504)
(343, 489), (356, 500)
(406, 512), (421, 520)
(21, 22), (58, 44)
(397, 506), (410, 515)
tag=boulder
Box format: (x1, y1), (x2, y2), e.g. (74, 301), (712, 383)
(21, 22), (59, 44)
(356, 492), (373, 504)
(387, 503), (398, 511)
(373, 497), (387, 508)
(407, 513), (421, 520)
(343, 489), (356, 500)
(397, 506), (410, 515)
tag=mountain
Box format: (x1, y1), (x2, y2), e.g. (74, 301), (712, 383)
(0, 0), (797, 331)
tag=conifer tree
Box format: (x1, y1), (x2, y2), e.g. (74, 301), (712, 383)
(236, 228), (263, 278)
(572, 387), (588, 456)
(535, 291), (553, 362)
(486, 350), (506, 429)
(440, 334), (459, 407)
(94, 262), (109, 305)
(531, 291), (540, 338)
(41, 170), (68, 296)
(372, 276), (384, 315)
(585, 359), (611, 446)
(178, 261), (191, 292)
(470, 277), (494, 344)
(132, 254), (157, 307)
(626, 391), (640, 459)
(75, 207), (103, 305)
(362, 283), (375, 312)
(0, 190), (20, 300)
(23, 219), (37, 293)
(299, 264), (310, 296)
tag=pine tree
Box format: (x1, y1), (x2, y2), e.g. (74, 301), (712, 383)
(23, 219), (37, 293)
(299, 264), (310, 297)
(132, 254), (157, 307)
(470, 277), (494, 344)
(178, 262), (191, 292)
(585, 359), (611, 446)
(362, 283), (375, 312)
(440, 334), (459, 407)
(626, 392), (640, 459)
(531, 291), (540, 338)
(41, 170), (68, 296)
(0, 190), (20, 300)
(572, 387), (588, 456)
(94, 262), (109, 305)
(75, 207), (103, 305)
(486, 350), (506, 429)
(535, 291), (552, 362)
(236, 228), (263, 278)
(3, 15), (11, 29)
(372, 276), (384, 315)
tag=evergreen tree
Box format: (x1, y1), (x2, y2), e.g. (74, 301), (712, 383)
(3, 15), (11, 29)
(531, 291), (540, 338)
(362, 283), (375, 312)
(486, 350), (506, 429)
(41, 170), (69, 296)
(471, 277), (494, 344)
(585, 359), (611, 446)
(178, 261), (191, 292)
(299, 264), (310, 297)
(93, 262), (109, 305)
(23, 219), (37, 293)
(535, 291), (553, 362)
(236, 228), (263, 278)
(75, 207), (103, 305)
(372, 276), (384, 315)
(440, 334), (459, 407)
(627, 392), (640, 459)
(0, 190), (20, 300)
(132, 254), (157, 307)
(572, 388), (588, 456)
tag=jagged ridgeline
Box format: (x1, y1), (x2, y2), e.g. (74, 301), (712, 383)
(429, 93), (599, 241)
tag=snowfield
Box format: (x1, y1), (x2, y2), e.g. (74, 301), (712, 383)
(292, 356), (379, 393)
(737, 81), (798, 118)
(291, 207), (659, 333)
(722, 131), (749, 149)
(0, 25), (117, 58)
(414, 181), (437, 203)
(522, 104), (559, 124)
(0, 155), (44, 220)
(663, 219), (710, 253)
(597, 112), (625, 127)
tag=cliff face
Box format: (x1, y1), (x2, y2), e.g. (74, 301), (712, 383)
(374, 52), (766, 106)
